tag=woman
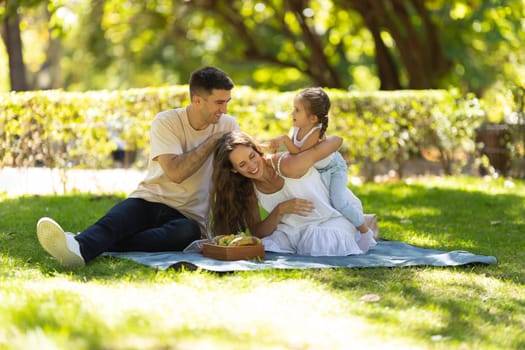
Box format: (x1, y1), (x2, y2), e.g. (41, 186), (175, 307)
(211, 131), (375, 256)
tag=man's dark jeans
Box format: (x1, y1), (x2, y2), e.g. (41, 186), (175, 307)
(75, 198), (201, 262)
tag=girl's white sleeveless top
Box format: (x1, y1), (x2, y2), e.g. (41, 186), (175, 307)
(292, 126), (332, 169)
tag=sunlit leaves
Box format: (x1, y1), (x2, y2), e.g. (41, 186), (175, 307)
(450, 3), (471, 20)
(2, 0), (524, 93)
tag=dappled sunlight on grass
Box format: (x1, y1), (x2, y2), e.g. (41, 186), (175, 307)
(390, 206), (443, 220)
(1, 176), (524, 349)
(399, 233), (473, 249)
(311, 266), (525, 349)
(0, 276), (420, 349)
(405, 175), (525, 195)
(404, 270), (525, 348)
(0, 254), (45, 280)
(360, 177), (524, 257)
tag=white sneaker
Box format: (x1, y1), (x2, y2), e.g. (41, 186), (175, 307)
(36, 217), (85, 268)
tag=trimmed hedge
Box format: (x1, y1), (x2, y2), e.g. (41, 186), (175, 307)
(0, 86), (485, 179)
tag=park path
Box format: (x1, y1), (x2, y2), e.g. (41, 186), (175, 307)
(0, 167), (146, 196)
(1, 157), (470, 197)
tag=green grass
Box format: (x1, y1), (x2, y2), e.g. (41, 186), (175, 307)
(1, 176), (524, 350)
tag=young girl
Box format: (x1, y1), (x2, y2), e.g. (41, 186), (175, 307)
(268, 87), (378, 238)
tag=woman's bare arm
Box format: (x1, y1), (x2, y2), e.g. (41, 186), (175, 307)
(248, 197), (315, 238)
(279, 135), (342, 178)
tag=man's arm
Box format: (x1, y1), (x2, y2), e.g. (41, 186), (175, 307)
(157, 132), (225, 184)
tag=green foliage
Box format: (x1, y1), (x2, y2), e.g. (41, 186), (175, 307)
(2, 0), (524, 95)
(328, 89), (485, 178)
(0, 87), (188, 169)
(0, 87), (485, 178)
(435, 0), (525, 94)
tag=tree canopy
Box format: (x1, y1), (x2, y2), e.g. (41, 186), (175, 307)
(1, 0), (524, 95)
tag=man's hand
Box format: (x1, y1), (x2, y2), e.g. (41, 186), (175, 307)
(158, 131), (229, 183)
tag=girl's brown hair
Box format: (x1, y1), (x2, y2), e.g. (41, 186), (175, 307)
(296, 87), (331, 139)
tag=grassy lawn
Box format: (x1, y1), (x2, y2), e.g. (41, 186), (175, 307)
(0, 175), (524, 349)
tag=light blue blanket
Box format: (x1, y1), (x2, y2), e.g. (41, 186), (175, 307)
(104, 240), (497, 272)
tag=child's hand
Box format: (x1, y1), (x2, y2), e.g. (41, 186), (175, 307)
(269, 138), (281, 153)
(259, 142), (273, 152)
(274, 135), (291, 151)
(266, 135), (286, 153)
(259, 141), (278, 153)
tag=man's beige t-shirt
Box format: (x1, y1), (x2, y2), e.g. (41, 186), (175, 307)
(129, 107), (239, 234)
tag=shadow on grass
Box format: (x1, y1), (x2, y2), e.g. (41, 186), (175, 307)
(1, 186), (524, 348)
(358, 182), (524, 267)
(307, 266), (525, 349)
(304, 182), (525, 349)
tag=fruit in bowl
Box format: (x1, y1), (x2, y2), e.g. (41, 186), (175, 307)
(203, 232), (265, 261)
(215, 232), (262, 247)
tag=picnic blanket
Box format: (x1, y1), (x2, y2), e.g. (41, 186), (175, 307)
(104, 240), (497, 272)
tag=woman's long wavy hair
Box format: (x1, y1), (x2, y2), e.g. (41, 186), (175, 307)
(210, 131), (264, 236)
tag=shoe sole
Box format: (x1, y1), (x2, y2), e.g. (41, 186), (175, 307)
(36, 217), (85, 268)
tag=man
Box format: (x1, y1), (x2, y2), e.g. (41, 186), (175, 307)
(37, 66), (239, 267)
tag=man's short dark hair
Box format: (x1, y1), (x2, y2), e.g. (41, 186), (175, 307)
(189, 66), (234, 98)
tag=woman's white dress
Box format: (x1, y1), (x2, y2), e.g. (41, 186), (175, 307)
(255, 160), (376, 256)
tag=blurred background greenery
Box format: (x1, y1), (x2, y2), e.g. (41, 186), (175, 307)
(2, 0), (524, 178)
(1, 1), (523, 100)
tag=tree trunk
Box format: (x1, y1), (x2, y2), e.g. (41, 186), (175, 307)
(344, 0), (451, 89)
(349, 1), (402, 90)
(195, 0), (343, 88)
(2, 9), (29, 91)
(193, 0), (452, 90)
(32, 6), (63, 90)
(286, 0), (342, 88)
